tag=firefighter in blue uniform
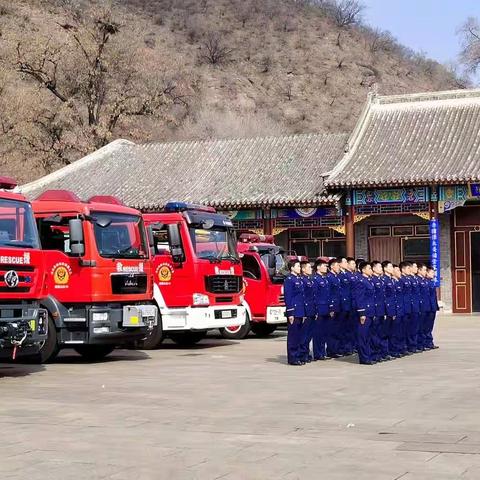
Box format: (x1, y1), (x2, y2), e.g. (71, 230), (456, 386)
(300, 260), (316, 363)
(353, 261), (375, 365)
(371, 261), (388, 361)
(284, 259), (305, 366)
(417, 263), (429, 351)
(326, 258), (342, 358)
(391, 264), (406, 356)
(338, 257), (354, 355)
(399, 261), (414, 355)
(409, 262), (422, 352)
(426, 266), (440, 349)
(312, 259), (330, 360)
(382, 260), (398, 358)
(346, 257), (358, 353)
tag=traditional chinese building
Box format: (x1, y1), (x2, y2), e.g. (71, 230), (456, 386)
(21, 89), (480, 313)
(326, 89), (480, 313)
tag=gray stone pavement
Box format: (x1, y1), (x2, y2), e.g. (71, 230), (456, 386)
(1, 315), (480, 479)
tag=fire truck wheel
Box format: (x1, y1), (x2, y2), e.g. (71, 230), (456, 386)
(250, 323), (277, 337)
(138, 322), (165, 350)
(73, 345), (115, 361)
(169, 331), (206, 346)
(219, 315), (251, 340)
(22, 316), (59, 364)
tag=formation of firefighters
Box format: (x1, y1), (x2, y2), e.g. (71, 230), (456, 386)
(284, 257), (440, 366)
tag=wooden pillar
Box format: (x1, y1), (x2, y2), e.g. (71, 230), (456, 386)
(263, 207), (272, 235)
(345, 204), (355, 258)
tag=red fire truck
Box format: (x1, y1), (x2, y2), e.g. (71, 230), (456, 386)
(29, 190), (157, 362)
(0, 177), (48, 359)
(220, 234), (287, 340)
(141, 202), (246, 348)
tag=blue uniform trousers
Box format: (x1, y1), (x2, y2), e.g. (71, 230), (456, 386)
(337, 311), (350, 354)
(424, 311), (436, 348)
(300, 316), (315, 361)
(389, 316), (405, 356)
(347, 311), (357, 352)
(406, 313), (419, 352)
(369, 316), (383, 361)
(357, 315), (373, 364)
(379, 316), (392, 357)
(287, 318), (303, 364)
(416, 313), (427, 350)
(326, 313), (341, 356)
(312, 315), (328, 359)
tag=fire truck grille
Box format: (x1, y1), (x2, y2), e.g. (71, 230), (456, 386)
(0, 264), (36, 294)
(111, 274), (147, 295)
(205, 275), (242, 294)
(216, 296), (233, 303)
(279, 295), (285, 304)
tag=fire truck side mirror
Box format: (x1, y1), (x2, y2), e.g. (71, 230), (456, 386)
(69, 218), (85, 257)
(167, 224), (185, 263)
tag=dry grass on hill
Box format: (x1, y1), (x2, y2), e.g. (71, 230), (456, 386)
(0, 0), (463, 183)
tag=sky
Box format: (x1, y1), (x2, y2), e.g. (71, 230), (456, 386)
(362, 0), (480, 66)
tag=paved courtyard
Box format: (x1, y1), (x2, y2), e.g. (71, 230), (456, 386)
(1, 315), (480, 479)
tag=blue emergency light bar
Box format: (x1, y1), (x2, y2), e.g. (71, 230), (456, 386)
(164, 201), (216, 213)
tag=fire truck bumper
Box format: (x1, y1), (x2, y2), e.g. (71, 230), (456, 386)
(161, 305), (246, 331)
(0, 306), (48, 355)
(266, 306), (287, 324)
(61, 304), (158, 346)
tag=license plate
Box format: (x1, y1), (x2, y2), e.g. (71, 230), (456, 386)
(221, 310), (232, 319)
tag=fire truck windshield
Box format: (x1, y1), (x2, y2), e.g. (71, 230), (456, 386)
(92, 212), (148, 259)
(189, 226), (239, 262)
(0, 199), (40, 249)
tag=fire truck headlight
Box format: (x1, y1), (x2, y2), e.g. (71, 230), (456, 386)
(92, 312), (109, 322)
(192, 293), (209, 306)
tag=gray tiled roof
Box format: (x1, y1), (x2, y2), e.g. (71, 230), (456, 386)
(22, 134), (348, 210)
(326, 89), (480, 188)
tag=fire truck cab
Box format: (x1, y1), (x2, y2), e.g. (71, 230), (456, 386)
(30, 190), (157, 362)
(220, 234), (287, 340)
(0, 177), (48, 359)
(142, 202), (246, 348)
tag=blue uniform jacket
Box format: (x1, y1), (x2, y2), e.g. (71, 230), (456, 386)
(382, 275), (397, 317)
(394, 278), (404, 317)
(372, 274), (386, 317)
(339, 271), (352, 312)
(312, 273), (331, 316)
(353, 275), (375, 317)
(327, 272), (341, 313)
(410, 275), (421, 314)
(351, 272), (361, 309)
(429, 279), (439, 311)
(302, 275), (316, 317)
(419, 276), (431, 313)
(399, 275), (412, 315)
(284, 274), (306, 318)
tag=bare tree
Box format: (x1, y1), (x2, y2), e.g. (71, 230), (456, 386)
(329, 0), (365, 28)
(458, 17), (480, 73)
(200, 32), (232, 65)
(15, 5), (186, 154)
(366, 27), (396, 55)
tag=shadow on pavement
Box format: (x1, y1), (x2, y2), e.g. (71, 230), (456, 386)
(53, 349), (151, 364)
(0, 362), (46, 378)
(157, 339), (239, 350)
(265, 355), (288, 364)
